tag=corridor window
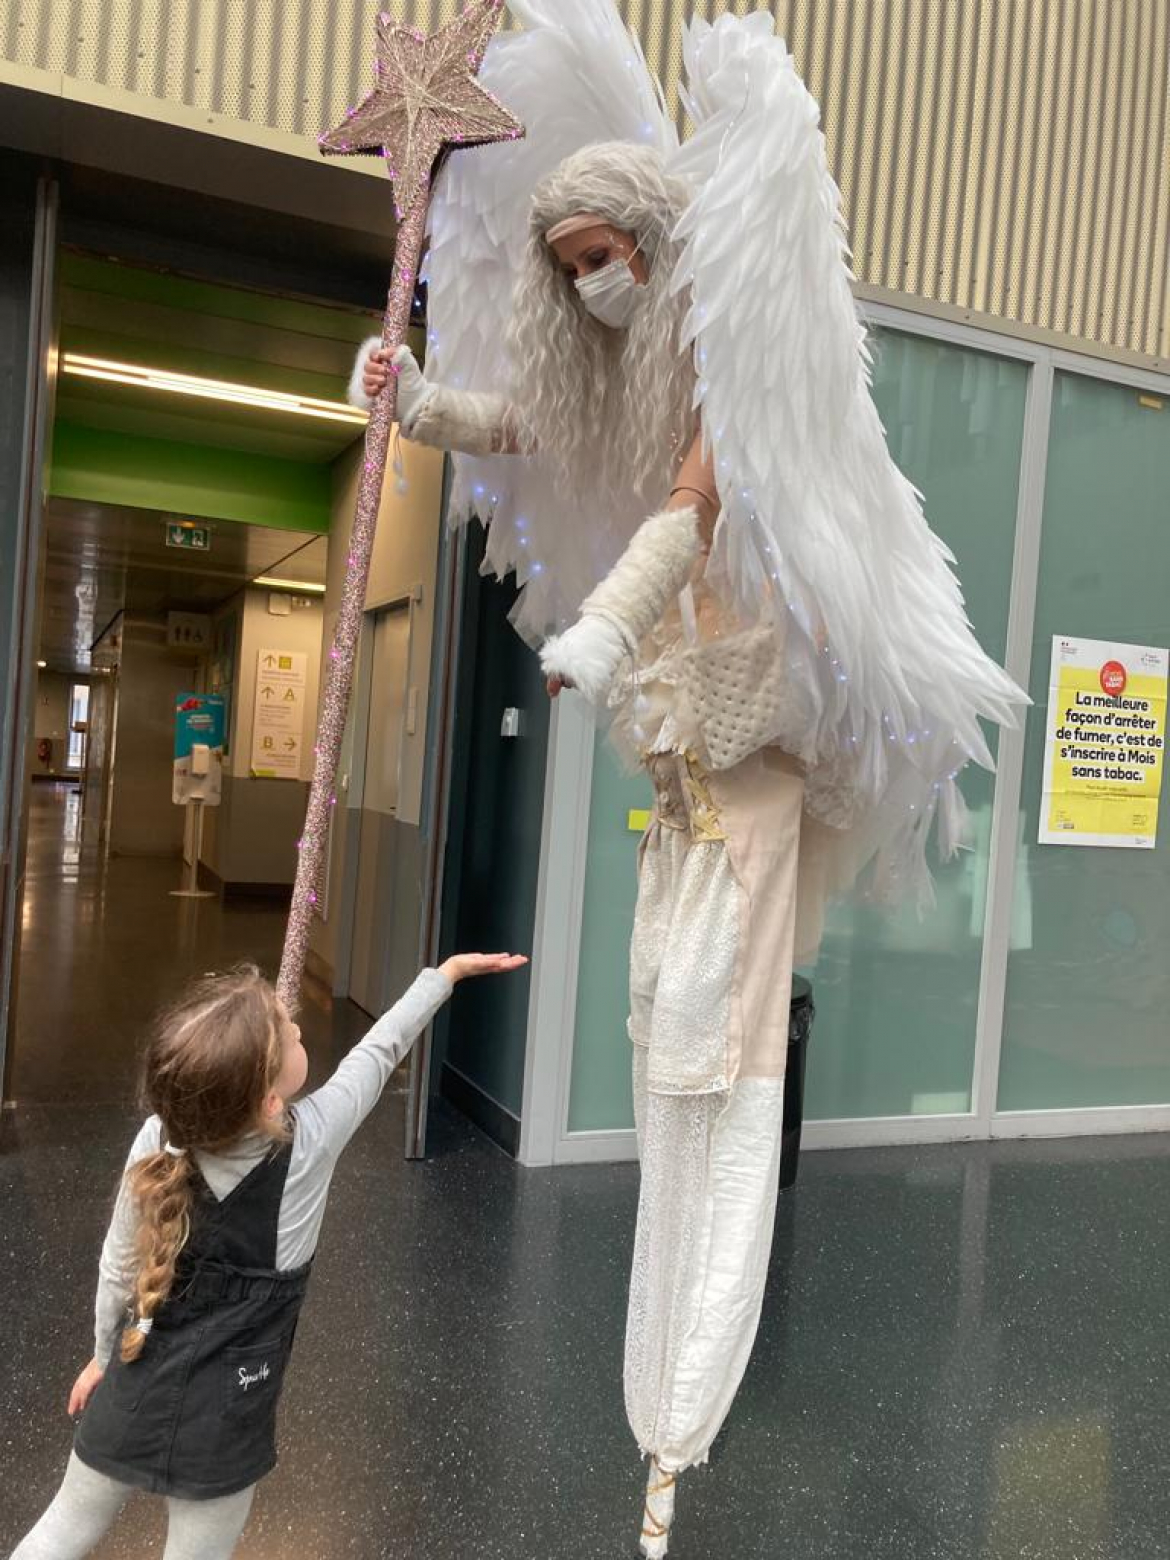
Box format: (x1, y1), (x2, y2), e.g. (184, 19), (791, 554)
(66, 684), (89, 770)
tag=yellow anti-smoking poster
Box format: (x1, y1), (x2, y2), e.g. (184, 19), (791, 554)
(1041, 636), (1167, 849)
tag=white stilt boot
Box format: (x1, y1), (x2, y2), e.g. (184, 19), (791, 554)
(639, 1459), (677, 1558)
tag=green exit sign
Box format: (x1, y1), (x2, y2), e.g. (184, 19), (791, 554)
(166, 523), (211, 552)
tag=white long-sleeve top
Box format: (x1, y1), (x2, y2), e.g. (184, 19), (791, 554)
(93, 968), (452, 1367)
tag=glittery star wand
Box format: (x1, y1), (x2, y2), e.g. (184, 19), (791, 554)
(277, 0), (523, 1002)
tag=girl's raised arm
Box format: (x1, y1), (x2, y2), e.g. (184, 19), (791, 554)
(294, 957), (524, 1162)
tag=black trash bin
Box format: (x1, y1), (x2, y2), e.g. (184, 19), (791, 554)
(779, 975), (815, 1190)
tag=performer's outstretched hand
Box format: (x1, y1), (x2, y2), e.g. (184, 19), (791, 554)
(438, 952), (528, 983)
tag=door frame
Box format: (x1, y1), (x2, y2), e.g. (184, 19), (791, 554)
(515, 303), (1170, 1165)
(0, 177), (57, 1103)
(406, 513), (466, 1158)
(336, 591), (416, 1017)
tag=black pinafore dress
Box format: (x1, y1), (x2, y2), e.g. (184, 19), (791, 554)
(75, 1132), (311, 1499)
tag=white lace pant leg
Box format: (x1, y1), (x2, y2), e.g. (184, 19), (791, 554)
(624, 1081), (725, 1459)
(628, 826), (684, 1058)
(626, 823), (728, 1460)
(655, 1077), (787, 1470)
(624, 1079), (787, 1472)
(624, 839), (788, 1472)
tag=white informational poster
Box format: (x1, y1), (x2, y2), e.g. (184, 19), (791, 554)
(1039, 635), (1168, 849)
(250, 649), (308, 779)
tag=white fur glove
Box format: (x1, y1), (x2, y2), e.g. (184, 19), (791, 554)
(540, 615), (632, 704)
(388, 346), (435, 434)
(346, 339), (510, 455)
(347, 335), (383, 411)
(346, 339), (433, 430)
(540, 506), (702, 704)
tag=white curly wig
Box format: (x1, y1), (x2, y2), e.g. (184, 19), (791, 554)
(507, 141), (697, 519)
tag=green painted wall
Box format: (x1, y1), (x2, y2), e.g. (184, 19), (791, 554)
(50, 420), (331, 532)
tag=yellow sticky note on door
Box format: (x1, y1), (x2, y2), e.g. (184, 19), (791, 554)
(628, 808), (652, 832)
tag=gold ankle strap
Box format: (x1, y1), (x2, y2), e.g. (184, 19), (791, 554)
(642, 1464), (676, 1538)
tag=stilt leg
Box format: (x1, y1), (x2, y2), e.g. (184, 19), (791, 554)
(639, 1458), (677, 1559)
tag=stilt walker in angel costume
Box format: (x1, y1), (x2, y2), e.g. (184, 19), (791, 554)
(351, 5), (1027, 1552)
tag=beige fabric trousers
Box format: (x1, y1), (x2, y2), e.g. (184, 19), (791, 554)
(624, 748), (805, 1471)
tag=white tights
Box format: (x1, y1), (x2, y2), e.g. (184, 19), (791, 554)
(9, 1453), (255, 1560)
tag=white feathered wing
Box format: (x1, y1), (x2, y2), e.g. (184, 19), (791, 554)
(671, 13), (1028, 901)
(424, 0), (676, 639)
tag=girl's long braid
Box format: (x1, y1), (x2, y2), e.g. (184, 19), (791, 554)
(121, 1150), (195, 1363)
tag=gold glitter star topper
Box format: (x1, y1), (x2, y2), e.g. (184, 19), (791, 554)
(320, 0), (525, 223)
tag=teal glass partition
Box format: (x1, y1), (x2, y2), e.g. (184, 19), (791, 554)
(568, 743), (648, 1132)
(998, 371), (1170, 1111)
(568, 327), (1029, 1133)
(803, 330), (1027, 1120)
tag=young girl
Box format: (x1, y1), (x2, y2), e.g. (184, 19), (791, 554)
(9, 951), (525, 1560)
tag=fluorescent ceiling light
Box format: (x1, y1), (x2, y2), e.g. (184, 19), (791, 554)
(36, 659), (47, 668)
(255, 577), (327, 594)
(61, 352), (368, 427)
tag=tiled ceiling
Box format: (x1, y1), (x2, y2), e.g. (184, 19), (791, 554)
(39, 499), (328, 674)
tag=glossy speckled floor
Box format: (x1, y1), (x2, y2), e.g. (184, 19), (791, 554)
(4, 788), (1170, 1560)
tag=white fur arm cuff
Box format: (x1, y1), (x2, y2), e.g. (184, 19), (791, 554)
(347, 336), (384, 412)
(346, 341), (438, 433)
(539, 506), (702, 705)
(407, 380), (512, 456)
(540, 615), (632, 704)
(346, 338), (510, 456)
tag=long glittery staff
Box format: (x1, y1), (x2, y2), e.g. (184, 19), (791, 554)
(277, 1), (524, 1003)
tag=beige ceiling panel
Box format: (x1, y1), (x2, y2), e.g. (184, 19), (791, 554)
(5, 0), (1168, 361)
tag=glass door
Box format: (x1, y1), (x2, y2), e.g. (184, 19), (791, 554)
(66, 682), (89, 771)
(802, 329), (1029, 1121)
(998, 371), (1170, 1111)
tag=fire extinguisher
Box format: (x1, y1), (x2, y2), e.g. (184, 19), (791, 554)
(36, 738), (52, 769)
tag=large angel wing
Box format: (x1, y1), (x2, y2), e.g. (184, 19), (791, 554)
(424, 0), (675, 639)
(671, 14), (1027, 894)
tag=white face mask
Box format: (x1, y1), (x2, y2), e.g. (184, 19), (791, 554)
(575, 259), (643, 330)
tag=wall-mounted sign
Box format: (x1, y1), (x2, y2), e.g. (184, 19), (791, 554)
(1040, 635), (1167, 849)
(250, 648), (307, 779)
(166, 611), (212, 651)
(173, 693), (225, 806)
(166, 522), (211, 552)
